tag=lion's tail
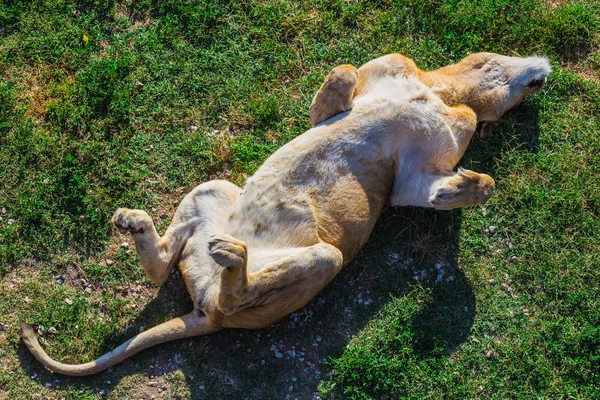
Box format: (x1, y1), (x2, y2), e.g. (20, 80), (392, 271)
(21, 310), (220, 376)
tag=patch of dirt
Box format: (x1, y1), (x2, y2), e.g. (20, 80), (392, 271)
(543, 0), (572, 8)
(114, 4), (151, 32)
(562, 59), (600, 83)
(52, 264), (87, 290)
(13, 66), (53, 123)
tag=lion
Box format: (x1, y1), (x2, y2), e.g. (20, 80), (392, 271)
(22, 52), (551, 376)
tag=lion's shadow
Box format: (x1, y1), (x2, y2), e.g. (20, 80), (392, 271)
(17, 102), (540, 398)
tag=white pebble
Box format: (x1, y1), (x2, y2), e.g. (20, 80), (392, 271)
(120, 242), (129, 248)
(274, 351), (283, 358)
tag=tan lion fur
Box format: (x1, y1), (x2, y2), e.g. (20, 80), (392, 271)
(22, 52), (551, 376)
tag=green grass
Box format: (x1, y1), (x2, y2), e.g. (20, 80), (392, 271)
(1, 0), (599, 398)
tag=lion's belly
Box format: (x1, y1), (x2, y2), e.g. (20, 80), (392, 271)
(313, 161), (395, 262)
(225, 189), (321, 250)
(226, 159), (394, 265)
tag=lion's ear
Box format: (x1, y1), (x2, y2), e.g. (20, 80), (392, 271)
(309, 65), (358, 126)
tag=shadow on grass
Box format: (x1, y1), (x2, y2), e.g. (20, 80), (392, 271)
(17, 102), (541, 399)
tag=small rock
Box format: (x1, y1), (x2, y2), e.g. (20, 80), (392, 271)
(291, 376), (297, 382)
(270, 344), (278, 351)
(72, 9), (81, 16)
(509, 256), (518, 263)
(488, 226), (497, 235)
(500, 283), (509, 292)
(8, 219), (15, 225)
(189, 125), (198, 132)
(32, 372), (38, 379)
(162, 385), (167, 390)
(37, 325), (45, 336)
(274, 351), (283, 358)
(489, 279), (497, 285)
(106, 380), (111, 385)
(135, 81), (144, 89)
(1, 207), (5, 213)
(100, 389), (106, 395)
(148, 381), (158, 387)
(24, 297), (30, 304)
(45, 382), (52, 387)
(199, 385), (205, 390)
(105, 259), (114, 266)
(486, 350), (497, 359)
(120, 242), (129, 248)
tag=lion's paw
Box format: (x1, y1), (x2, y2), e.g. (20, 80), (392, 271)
(430, 170), (494, 210)
(112, 208), (153, 234)
(209, 234), (247, 269)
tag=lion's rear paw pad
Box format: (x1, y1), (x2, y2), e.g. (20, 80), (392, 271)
(112, 208), (152, 234)
(209, 234), (247, 268)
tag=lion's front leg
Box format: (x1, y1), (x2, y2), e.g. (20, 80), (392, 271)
(428, 169), (495, 210)
(309, 64), (359, 126)
(390, 169), (494, 210)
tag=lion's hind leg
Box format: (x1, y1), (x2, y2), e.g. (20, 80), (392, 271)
(112, 180), (242, 284)
(208, 235), (343, 327)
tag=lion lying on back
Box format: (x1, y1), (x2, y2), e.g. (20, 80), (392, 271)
(22, 52), (550, 376)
